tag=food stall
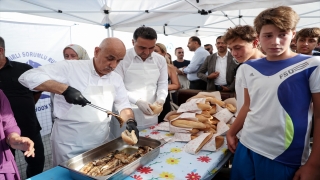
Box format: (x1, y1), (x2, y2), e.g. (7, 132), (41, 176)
(28, 91), (235, 180)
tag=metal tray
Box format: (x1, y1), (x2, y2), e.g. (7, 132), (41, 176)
(59, 137), (162, 180)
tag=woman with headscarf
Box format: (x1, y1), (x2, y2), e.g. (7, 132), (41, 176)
(63, 44), (90, 60)
(52, 44), (91, 123)
(0, 90), (35, 180)
(154, 43), (180, 123)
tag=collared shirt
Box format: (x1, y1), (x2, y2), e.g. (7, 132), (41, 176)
(19, 59), (131, 118)
(214, 52), (228, 85)
(0, 89), (21, 179)
(115, 48), (168, 104)
(0, 58), (41, 137)
(183, 47), (210, 81)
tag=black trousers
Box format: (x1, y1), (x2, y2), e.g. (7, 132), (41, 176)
(189, 79), (207, 90)
(10, 132), (45, 178)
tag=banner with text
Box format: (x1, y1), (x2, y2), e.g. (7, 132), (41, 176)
(0, 21), (71, 136)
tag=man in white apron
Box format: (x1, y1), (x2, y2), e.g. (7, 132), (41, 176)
(112, 27), (168, 136)
(19, 38), (139, 166)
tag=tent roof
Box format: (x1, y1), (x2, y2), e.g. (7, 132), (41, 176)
(0, 0), (319, 37)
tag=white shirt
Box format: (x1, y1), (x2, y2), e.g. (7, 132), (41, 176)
(239, 55), (320, 166)
(115, 48), (168, 104)
(234, 64), (244, 139)
(18, 59), (131, 118)
(214, 52), (228, 85)
(235, 64), (244, 117)
(183, 47), (210, 81)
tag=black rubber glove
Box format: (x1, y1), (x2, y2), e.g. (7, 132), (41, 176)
(126, 119), (139, 142)
(62, 86), (90, 106)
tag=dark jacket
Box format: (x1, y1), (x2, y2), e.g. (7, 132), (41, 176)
(197, 52), (237, 91)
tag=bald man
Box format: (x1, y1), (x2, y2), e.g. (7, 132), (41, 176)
(19, 38), (138, 166)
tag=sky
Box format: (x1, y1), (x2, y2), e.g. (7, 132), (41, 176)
(0, 12), (218, 60)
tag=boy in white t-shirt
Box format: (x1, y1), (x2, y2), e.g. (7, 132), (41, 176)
(223, 25), (265, 119)
(227, 6), (320, 180)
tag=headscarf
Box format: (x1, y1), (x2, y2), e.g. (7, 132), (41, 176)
(63, 44), (90, 60)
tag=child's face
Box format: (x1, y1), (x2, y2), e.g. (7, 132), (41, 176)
(227, 38), (256, 63)
(297, 37), (319, 55)
(258, 24), (295, 60)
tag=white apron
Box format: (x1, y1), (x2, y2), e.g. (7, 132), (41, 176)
(51, 85), (115, 166)
(110, 59), (160, 137)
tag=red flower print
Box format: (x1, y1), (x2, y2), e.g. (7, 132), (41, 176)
(132, 174), (143, 180)
(197, 156), (211, 163)
(185, 172), (201, 180)
(149, 126), (155, 129)
(137, 166), (153, 174)
(150, 131), (159, 135)
(144, 135), (150, 138)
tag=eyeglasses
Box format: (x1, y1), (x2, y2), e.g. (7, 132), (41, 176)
(178, 52), (184, 54)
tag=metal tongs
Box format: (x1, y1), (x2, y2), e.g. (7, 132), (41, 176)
(87, 103), (125, 128)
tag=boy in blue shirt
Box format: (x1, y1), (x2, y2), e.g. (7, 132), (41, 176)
(227, 6), (320, 180)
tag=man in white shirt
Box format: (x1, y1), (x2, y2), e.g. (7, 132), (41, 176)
(114, 27), (168, 133)
(18, 38), (138, 166)
(180, 36), (209, 90)
(198, 36), (237, 91)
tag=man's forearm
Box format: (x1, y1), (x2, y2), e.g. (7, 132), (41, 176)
(34, 80), (68, 94)
(120, 108), (135, 122)
(306, 116), (320, 167)
(229, 104), (249, 135)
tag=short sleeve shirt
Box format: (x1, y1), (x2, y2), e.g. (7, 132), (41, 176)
(173, 60), (190, 69)
(239, 54), (320, 166)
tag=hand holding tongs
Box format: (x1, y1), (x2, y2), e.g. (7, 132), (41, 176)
(87, 103), (125, 128)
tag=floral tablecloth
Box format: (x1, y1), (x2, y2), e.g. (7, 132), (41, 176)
(129, 125), (230, 180)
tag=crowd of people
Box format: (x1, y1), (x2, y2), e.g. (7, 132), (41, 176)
(0, 5), (319, 180)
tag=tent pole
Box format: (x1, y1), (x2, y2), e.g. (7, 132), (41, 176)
(297, 21), (320, 28)
(241, 18), (248, 25)
(300, 16), (320, 18)
(110, 29), (114, 37)
(221, 11), (236, 26)
(299, 9), (320, 16)
(109, 10), (195, 13)
(168, 27), (199, 36)
(205, 17), (238, 26)
(164, 24), (227, 30)
(239, 10), (241, 25)
(185, 0), (201, 11)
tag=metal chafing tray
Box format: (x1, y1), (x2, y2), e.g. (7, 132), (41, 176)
(59, 137), (162, 180)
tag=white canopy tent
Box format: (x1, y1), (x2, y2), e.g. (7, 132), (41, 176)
(0, 0), (319, 37)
